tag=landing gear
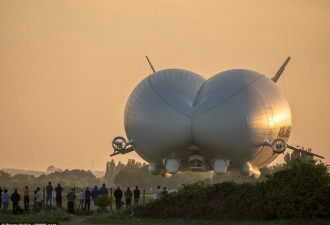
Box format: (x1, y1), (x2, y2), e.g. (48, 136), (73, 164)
(110, 136), (135, 156)
(271, 138), (287, 154)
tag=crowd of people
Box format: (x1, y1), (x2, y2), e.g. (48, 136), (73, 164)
(0, 183), (169, 215)
(0, 186), (43, 215)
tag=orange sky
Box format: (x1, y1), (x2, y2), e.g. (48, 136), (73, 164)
(0, 0), (329, 171)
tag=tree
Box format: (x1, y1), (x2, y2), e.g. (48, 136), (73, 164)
(116, 161), (125, 174)
(0, 170), (11, 184)
(104, 160), (116, 185)
(11, 174), (36, 187)
(47, 165), (56, 173)
(177, 171), (209, 187)
(114, 159), (144, 187)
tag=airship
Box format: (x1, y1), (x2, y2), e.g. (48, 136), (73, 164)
(111, 56), (323, 178)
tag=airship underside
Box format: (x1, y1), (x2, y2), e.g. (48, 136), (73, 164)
(111, 57), (323, 178)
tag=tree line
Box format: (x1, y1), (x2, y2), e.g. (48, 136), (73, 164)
(0, 151), (317, 192)
(0, 169), (100, 191)
(103, 151), (311, 190)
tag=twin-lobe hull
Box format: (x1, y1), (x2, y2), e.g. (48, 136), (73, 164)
(124, 69), (292, 177)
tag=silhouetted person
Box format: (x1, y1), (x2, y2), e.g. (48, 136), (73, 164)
(78, 189), (84, 209)
(99, 183), (108, 196)
(124, 187), (133, 207)
(161, 187), (168, 196)
(114, 186), (123, 210)
(23, 186), (29, 211)
(133, 186), (140, 205)
(67, 188), (76, 214)
(55, 183), (63, 208)
(35, 187), (43, 212)
(2, 189), (9, 214)
(11, 189), (20, 215)
(91, 185), (99, 210)
(0, 186), (3, 209)
(155, 186), (161, 199)
(46, 181), (53, 206)
(84, 187), (91, 211)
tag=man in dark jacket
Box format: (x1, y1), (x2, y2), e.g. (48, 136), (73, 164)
(0, 186), (3, 209)
(10, 189), (20, 215)
(46, 181), (53, 206)
(84, 187), (91, 211)
(114, 186), (123, 210)
(99, 183), (108, 196)
(91, 186), (99, 201)
(91, 185), (99, 210)
(133, 186), (140, 205)
(66, 188), (76, 214)
(55, 183), (63, 208)
(124, 187), (133, 208)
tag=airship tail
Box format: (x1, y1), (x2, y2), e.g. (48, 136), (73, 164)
(146, 55), (156, 73)
(272, 56), (291, 83)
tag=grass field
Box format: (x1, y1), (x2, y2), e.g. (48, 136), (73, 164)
(1, 194), (328, 225)
(66, 216), (329, 225)
(0, 213), (328, 225)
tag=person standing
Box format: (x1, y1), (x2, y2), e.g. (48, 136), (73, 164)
(10, 189), (21, 215)
(46, 181), (53, 206)
(99, 183), (108, 196)
(35, 187), (43, 212)
(55, 183), (63, 208)
(78, 189), (84, 210)
(84, 187), (91, 211)
(155, 186), (162, 199)
(133, 186), (140, 205)
(161, 187), (168, 196)
(66, 188), (76, 214)
(91, 185), (99, 210)
(114, 186), (123, 210)
(0, 186), (3, 209)
(52, 189), (56, 206)
(23, 186), (29, 211)
(124, 187), (133, 208)
(2, 189), (10, 214)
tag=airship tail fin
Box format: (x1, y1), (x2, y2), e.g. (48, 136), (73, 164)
(272, 56), (291, 83)
(146, 55), (156, 73)
(287, 144), (325, 159)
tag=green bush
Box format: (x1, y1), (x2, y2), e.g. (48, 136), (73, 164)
(264, 159), (330, 218)
(94, 195), (112, 212)
(131, 159), (330, 219)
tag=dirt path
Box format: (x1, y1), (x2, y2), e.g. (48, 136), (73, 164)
(63, 215), (89, 224)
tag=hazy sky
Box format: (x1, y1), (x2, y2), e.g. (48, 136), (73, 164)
(0, 0), (329, 171)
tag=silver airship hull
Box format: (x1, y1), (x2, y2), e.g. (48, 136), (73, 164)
(123, 69), (292, 178)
